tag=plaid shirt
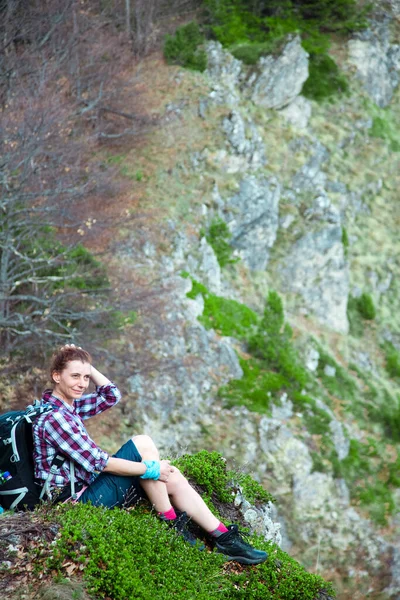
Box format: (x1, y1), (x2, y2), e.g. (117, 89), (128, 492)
(33, 383), (121, 488)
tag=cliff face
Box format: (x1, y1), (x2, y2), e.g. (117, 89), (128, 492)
(94, 7), (400, 599)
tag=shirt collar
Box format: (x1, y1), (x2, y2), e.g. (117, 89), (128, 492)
(42, 389), (76, 413)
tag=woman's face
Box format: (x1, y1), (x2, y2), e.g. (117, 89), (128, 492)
(52, 360), (91, 404)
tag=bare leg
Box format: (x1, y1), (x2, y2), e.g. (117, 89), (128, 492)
(132, 435), (172, 513)
(132, 435), (219, 531)
(165, 467), (220, 532)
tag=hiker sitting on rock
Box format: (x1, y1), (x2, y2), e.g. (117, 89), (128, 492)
(33, 344), (267, 565)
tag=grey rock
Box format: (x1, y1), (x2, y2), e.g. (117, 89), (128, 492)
(303, 191), (341, 224)
(305, 347), (320, 372)
(329, 419), (350, 461)
(224, 175), (280, 270)
(324, 364), (336, 377)
(348, 24), (400, 107)
(271, 393), (294, 420)
(292, 142), (330, 193)
(198, 237), (221, 294)
(222, 110), (267, 169)
(205, 41), (243, 106)
(281, 226), (349, 333)
(247, 36), (309, 109)
(278, 95), (312, 130)
(259, 417), (313, 482)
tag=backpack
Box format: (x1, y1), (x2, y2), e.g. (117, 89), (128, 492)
(0, 400), (66, 511)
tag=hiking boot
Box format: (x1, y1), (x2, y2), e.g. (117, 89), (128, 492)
(215, 524), (268, 565)
(167, 511), (204, 548)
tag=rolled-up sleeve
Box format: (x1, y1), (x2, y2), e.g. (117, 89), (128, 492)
(75, 383), (121, 420)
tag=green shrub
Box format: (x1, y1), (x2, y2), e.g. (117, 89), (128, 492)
(164, 22), (207, 72)
(248, 291), (309, 389)
(203, 217), (239, 267)
(357, 292), (376, 320)
(302, 53), (349, 101)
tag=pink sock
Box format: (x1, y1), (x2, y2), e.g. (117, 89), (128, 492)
(158, 507), (177, 520)
(209, 522), (229, 537)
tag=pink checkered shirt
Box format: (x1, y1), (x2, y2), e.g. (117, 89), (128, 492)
(33, 384), (121, 489)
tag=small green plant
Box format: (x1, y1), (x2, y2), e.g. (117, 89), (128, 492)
(203, 217), (239, 267)
(164, 22), (207, 72)
(357, 292), (376, 320)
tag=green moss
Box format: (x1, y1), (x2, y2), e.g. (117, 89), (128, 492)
(164, 22), (207, 72)
(203, 218), (239, 268)
(174, 450), (275, 506)
(367, 389), (400, 442)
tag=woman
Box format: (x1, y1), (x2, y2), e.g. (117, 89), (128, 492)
(33, 344), (267, 565)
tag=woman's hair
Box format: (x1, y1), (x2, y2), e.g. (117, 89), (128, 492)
(50, 346), (92, 382)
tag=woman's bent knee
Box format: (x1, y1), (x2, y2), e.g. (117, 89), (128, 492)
(132, 434), (159, 458)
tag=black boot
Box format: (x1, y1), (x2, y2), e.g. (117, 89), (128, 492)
(215, 525), (268, 565)
(166, 511), (204, 548)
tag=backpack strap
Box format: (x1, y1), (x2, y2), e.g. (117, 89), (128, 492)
(36, 401), (78, 502)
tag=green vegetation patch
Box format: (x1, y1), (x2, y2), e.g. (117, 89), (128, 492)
(164, 22), (207, 72)
(315, 348), (357, 402)
(248, 291), (309, 390)
(302, 53), (349, 102)
(174, 449), (275, 506)
(369, 106), (400, 152)
(202, 217), (239, 268)
(43, 449), (335, 600)
(218, 356), (288, 412)
(185, 276), (258, 338)
(332, 439), (399, 526)
(347, 293), (376, 337)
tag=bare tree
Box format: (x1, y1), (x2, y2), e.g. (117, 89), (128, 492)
(0, 0), (145, 359)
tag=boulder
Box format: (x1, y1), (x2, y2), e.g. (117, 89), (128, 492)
(246, 35), (309, 109)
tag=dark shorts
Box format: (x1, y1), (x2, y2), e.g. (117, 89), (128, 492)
(78, 439), (145, 508)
